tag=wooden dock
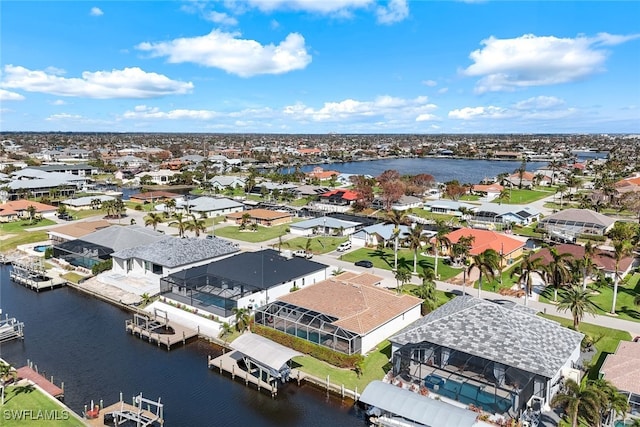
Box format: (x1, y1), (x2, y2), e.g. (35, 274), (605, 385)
(9, 258), (67, 291)
(125, 311), (198, 350)
(84, 393), (164, 426)
(208, 351), (281, 397)
(16, 366), (64, 399)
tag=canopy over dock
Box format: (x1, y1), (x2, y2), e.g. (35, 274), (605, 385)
(231, 333), (302, 380)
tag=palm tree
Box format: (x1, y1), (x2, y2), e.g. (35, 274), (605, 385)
(551, 379), (606, 427)
(165, 198), (176, 215)
(557, 286), (600, 330)
(451, 235), (474, 266)
(383, 209), (409, 271)
(331, 267), (345, 276)
(26, 204), (37, 224)
(169, 213), (188, 238)
(298, 238), (314, 256)
(219, 322), (233, 343)
(432, 220), (451, 280)
(232, 307), (251, 332)
(90, 198), (102, 210)
(414, 267), (438, 314)
(467, 248), (500, 299)
(510, 252), (545, 306)
(610, 239), (633, 314)
(544, 247), (573, 302)
(239, 212), (251, 230)
(582, 241), (598, 291)
(589, 378), (629, 427)
(394, 266), (412, 295)
(113, 198), (125, 219)
(186, 214), (206, 237)
(402, 223), (427, 274)
(144, 212), (164, 231)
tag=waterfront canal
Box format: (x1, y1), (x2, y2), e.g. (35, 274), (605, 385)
(0, 266), (365, 426)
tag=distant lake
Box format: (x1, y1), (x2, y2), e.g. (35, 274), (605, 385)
(299, 158), (547, 184)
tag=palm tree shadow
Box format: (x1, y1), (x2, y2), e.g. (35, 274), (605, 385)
(370, 249), (392, 268)
(4, 383), (36, 403)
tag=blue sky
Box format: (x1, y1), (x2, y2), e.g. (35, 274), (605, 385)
(1, 1), (639, 134)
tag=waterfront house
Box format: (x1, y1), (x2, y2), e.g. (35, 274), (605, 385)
(388, 296), (584, 415)
(470, 184), (503, 202)
(443, 228), (526, 267)
(1, 169), (87, 201)
(255, 271), (422, 355)
(159, 249), (328, 320)
(61, 194), (116, 210)
(423, 200), (477, 217)
(128, 190), (182, 205)
(135, 169), (180, 185)
(539, 208), (616, 242)
(225, 208), (292, 227)
(305, 166), (340, 181)
(599, 340), (640, 418)
(47, 220), (112, 244)
(29, 163), (97, 176)
(289, 216), (360, 236)
(208, 175), (246, 191)
(372, 195), (423, 211)
(109, 236), (240, 295)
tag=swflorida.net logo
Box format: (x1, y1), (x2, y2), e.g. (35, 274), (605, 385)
(3, 409), (70, 421)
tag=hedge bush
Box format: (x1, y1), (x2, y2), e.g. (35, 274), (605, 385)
(91, 258), (113, 275)
(253, 324), (363, 369)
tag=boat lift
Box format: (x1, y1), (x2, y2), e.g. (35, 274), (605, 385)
(103, 393), (164, 427)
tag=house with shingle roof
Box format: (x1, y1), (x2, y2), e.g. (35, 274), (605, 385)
(539, 208), (616, 240)
(470, 203), (541, 228)
(289, 216), (361, 236)
(600, 340), (640, 417)
(255, 272), (422, 355)
(176, 196), (244, 218)
(389, 296), (584, 415)
(225, 208), (292, 226)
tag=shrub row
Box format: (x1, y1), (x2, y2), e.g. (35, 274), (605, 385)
(253, 324), (363, 369)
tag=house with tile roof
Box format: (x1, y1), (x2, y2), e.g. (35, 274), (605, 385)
(225, 208), (292, 226)
(255, 271), (422, 355)
(47, 220), (112, 244)
(0, 199), (57, 222)
(128, 190), (182, 204)
(160, 249), (328, 320)
(539, 208), (616, 241)
(471, 184), (503, 201)
(600, 340), (640, 418)
(305, 166), (340, 180)
(443, 227), (527, 267)
(388, 296), (584, 415)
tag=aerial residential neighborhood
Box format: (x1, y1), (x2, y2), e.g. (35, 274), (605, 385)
(1, 132), (640, 427)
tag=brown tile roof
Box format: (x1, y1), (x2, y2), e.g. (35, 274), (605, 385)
(129, 191), (181, 200)
(0, 199), (57, 216)
(531, 243), (634, 274)
(226, 209), (291, 220)
(48, 220), (112, 238)
(278, 273), (421, 335)
(600, 341), (640, 395)
(445, 227), (525, 256)
(472, 184), (504, 193)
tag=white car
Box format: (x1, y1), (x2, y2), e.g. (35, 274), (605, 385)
(293, 250), (313, 259)
(336, 241), (352, 252)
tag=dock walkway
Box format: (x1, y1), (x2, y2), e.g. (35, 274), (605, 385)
(84, 394), (164, 427)
(16, 366), (64, 399)
(208, 351), (281, 396)
(126, 311), (198, 350)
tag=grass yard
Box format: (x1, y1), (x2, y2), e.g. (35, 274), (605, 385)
(403, 286), (459, 306)
(0, 231), (49, 253)
(493, 188), (550, 204)
(409, 209), (462, 225)
(539, 273), (640, 322)
(213, 222), (296, 243)
(60, 272), (86, 284)
(65, 208), (108, 219)
(0, 218), (56, 233)
(292, 340), (392, 392)
(539, 314), (632, 379)
(1, 385), (84, 427)
(340, 248), (462, 280)
(282, 236), (348, 254)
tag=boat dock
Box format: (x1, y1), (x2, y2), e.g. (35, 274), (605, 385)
(84, 393), (164, 426)
(0, 315), (24, 343)
(125, 308), (198, 350)
(16, 365), (64, 399)
(208, 351), (283, 397)
(9, 258), (67, 291)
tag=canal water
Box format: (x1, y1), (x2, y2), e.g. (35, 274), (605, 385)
(0, 266), (365, 426)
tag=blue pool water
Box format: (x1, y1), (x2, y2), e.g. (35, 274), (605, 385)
(33, 245), (51, 253)
(425, 376), (512, 414)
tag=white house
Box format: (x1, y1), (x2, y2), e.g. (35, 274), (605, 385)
(176, 196), (244, 218)
(135, 169), (180, 185)
(289, 216), (361, 236)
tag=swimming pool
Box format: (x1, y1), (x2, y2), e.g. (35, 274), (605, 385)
(33, 245), (51, 253)
(425, 375), (512, 414)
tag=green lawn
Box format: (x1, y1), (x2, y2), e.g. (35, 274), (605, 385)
(0, 231), (49, 253)
(539, 314), (632, 379)
(60, 272), (85, 284)
(65, 208), (108, 219)
(288, 197), (312, 207)
(492, 189), (550, 204)
(282, 236), (348, 254)
(458, 195), (481, 202)
(409, 209), (462, 225)
(340, 248), (462, 280)
(540, 273), (640, 322)
(0, 218), (56, 233)
(1, 385), (84, 426)
(511, 224), (543, 239)
(214, 222), (295, 243)
(293, 340), (392, 392)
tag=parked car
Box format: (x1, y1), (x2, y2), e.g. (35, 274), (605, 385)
(336, 241), (352, 252)
(293, 250), (313, 259)
(354, 260), (373, 268)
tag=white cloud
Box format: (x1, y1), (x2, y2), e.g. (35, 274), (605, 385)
(449, 96), (575, 121)
(594, 32), (640, 46)
(136, 30), (312, 77)
(205, 11), (238, 26)
(46, 113), (83, 121)
(90, 7), (103, 16)
(122, 104), (276, 121)
(1, 65), (193, 98)
(463, 33), (639, 93)
(50, 99), (67, 106)
(416, 113), (437, 122)
(376, 0), (409, 25)
(270, 19), (280, 29)
(246, 0), (372, 15)
(437, 87), (448, 94)
(0, 89), (25, 101)
(422, 80), (437, 87)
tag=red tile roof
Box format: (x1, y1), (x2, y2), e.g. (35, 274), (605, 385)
(129, 191), (181, 200)
(0, 199), (57, 217)
(444, 227), (525, 256)
(531, 243), (634, 274)
(320, 189), (359, 201)
(600, 341), (640, 395)
(472, 184), (504, 193)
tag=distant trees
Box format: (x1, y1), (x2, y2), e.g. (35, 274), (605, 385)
(444, 181), (467, 201)
(377, 169), (405, 211)
(144, 212), (164, 231)
(351, 175), (375, 211)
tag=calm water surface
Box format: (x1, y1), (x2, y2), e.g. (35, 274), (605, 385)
(0, 266), (365, 427)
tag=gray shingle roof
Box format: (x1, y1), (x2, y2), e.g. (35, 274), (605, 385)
(82, 225), (166, 252)
(111, 236), (240, 268)
(179, 196), (244, 212)
(540, 208), (616, 228)
(389, 296), (583, 378)
(290, 216), (361, 230)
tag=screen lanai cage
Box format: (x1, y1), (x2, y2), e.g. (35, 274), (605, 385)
(53, 239), (113, 268)
(255, 301), (362, 355)
(392, 342), (545, 416)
